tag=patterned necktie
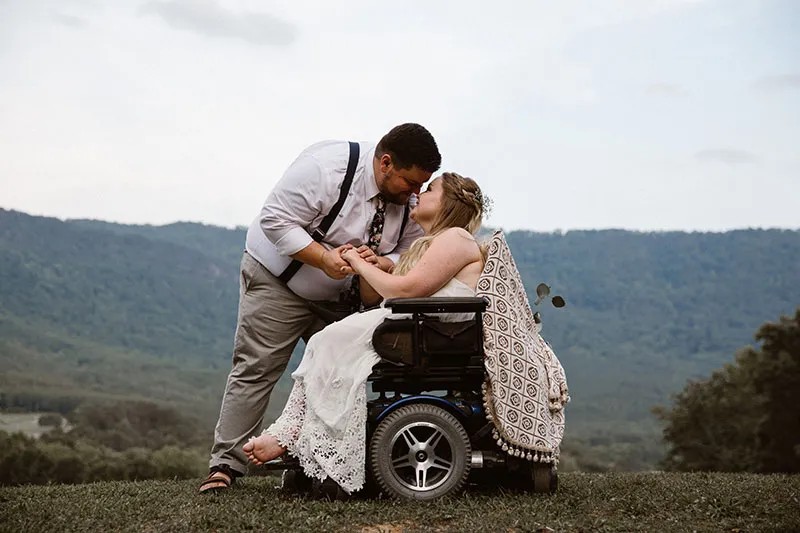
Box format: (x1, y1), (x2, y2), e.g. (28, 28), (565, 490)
(367, 195), (386, 251)
(346, 195), (386, 307)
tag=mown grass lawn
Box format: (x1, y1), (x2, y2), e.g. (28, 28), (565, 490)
(1, 472), (798, 532)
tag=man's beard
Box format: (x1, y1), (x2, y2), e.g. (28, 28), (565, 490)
(384, 192), (411, 205)
(379, 187), (412, 205)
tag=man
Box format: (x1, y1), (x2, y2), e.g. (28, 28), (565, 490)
(199, 123), (441, 492)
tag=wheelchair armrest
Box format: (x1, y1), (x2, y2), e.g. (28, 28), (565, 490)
(383, 296), (488, 314)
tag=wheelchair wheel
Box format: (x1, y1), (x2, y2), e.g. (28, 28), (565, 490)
(281, 469), (313, 494)
(311, 477), (351, 501)
(532, 463), (558, 494)
(369, 404), (471, 500)
(500, 457), (558, 494)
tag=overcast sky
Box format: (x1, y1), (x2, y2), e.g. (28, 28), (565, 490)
(1, 0), (798, 231)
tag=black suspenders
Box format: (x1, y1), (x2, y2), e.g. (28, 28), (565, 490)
(277, 141), (412, 285)
(399, 202), (410, 240)
(278, 142), (359, 284)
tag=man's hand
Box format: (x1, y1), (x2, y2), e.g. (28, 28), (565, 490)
(374, 255), (394, 272)
(352, 245), (394, 272)
(320, 245), (355, 279)
(354, 245), (379, 265)
(340, 247), (365, 272)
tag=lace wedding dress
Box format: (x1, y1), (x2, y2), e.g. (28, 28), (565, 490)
(266, 277), (476, 493)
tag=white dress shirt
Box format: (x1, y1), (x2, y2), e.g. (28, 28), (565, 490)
(245, 140), (424, 301)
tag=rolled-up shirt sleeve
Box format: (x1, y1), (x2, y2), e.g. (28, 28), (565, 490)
(259, 155), (331, 256)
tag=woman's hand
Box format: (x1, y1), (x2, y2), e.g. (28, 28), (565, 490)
(354, 245), (379, 265)
(340, 244), (392, 275)
(340, 247), (368, 274)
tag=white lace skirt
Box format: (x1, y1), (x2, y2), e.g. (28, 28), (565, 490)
(265, 307), (388, 493)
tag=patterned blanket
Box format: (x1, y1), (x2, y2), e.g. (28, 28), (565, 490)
(477, 231), (570, 463)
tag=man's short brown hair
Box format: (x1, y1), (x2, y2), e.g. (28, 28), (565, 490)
(376, 123), (441, 172)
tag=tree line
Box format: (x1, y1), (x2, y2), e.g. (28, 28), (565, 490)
(0, 401), (207, 486)
(656, 308), (800, 473)
(3, 310), (798, 485)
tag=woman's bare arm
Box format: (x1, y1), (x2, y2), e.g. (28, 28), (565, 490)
(358, 276), (383, 307)
(342, 227), (481, 299)
(348, 245), (391, 307)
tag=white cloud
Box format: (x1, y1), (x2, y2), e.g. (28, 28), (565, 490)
(0, 0), (798, 231)
(645, 83), (686, 97)
(52, 12), (87, 28)
(139, 0), (297, 46)
(753, 74), (800, 92)
(694, 149), (760, 166)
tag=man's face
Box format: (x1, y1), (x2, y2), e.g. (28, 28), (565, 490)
(375, 154), (432, 205)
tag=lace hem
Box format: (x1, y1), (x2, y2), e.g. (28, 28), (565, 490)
(266, 379), (367, 494)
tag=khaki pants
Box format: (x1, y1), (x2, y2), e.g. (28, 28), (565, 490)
(209, 252), (326, 474)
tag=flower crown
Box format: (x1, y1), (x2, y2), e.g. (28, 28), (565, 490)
(460, 187), (493, 219)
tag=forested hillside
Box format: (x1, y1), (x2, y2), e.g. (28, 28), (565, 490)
(2, 208), (798, 468)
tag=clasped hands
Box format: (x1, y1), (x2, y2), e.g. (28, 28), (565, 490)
(320, 244), (382, 280)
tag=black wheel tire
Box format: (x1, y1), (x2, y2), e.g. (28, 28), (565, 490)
(311, 477), (351, 501)
(531, 463), (558, 494)
(281, 469), (313, 494)
(500, 456), (533, 490)
(369, 403), (471, 500)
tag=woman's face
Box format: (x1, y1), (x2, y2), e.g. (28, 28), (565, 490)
(410, 176), (445, 225)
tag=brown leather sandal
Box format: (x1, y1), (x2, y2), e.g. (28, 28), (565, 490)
(198, 465), (239, 494)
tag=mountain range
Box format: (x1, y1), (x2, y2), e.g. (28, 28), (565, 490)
(1, 208), (798, 468)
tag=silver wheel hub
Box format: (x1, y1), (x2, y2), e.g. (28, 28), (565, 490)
(389, 421), (455, 492)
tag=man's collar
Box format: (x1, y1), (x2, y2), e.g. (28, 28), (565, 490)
(363, 145), (381, 201)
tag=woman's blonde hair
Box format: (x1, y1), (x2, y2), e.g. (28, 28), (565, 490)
(393, 172), (486, 276)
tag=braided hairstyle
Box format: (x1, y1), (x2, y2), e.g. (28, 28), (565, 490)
(430, 172), (485, 235)
(393, 172), (487, 276)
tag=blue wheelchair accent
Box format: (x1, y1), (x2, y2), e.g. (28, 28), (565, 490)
(375, 394), (464, 424)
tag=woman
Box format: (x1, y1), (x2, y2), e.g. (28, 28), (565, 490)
(243, 172), (487, 493)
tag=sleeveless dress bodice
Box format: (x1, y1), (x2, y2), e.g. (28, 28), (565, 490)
(384, 276), (477, 321)
(429, 276), (477, 297)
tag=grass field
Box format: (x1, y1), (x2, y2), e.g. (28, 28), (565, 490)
(1, 472), (798, 532)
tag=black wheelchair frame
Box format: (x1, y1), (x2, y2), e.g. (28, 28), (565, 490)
(262, 297), (558, 500)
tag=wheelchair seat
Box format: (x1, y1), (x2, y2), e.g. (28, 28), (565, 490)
(369, 297), (488, 394)
(372, 318), (482, 366)
(372, 296), (486, 364)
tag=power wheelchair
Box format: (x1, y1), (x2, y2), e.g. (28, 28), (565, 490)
(262, 296), (558, 501)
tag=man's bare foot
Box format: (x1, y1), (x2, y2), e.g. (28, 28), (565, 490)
(243, 433), (286, 465)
